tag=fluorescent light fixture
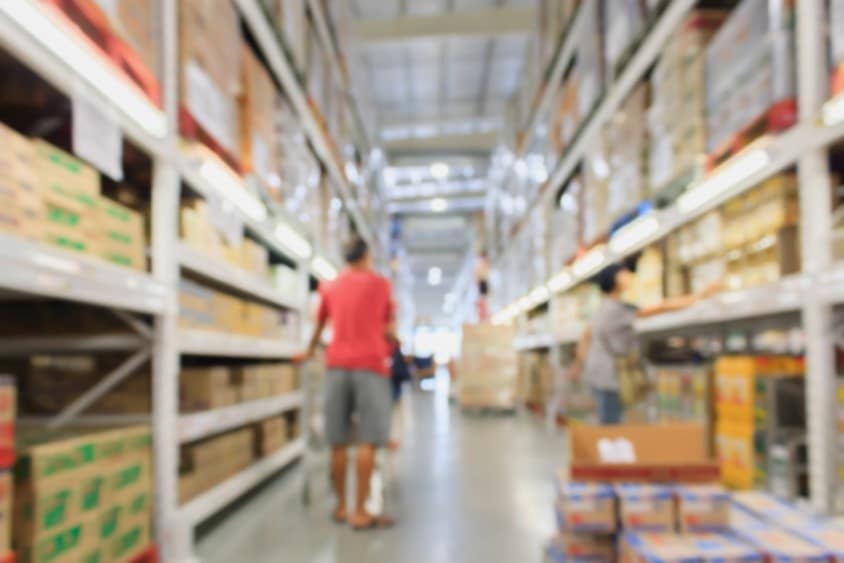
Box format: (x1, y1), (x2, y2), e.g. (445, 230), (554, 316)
(823, 94), (844, 126)
(274, 222), (312, 260)
(430, 162), (449, 180)
(572, 246), (607, 278)
(344, 162), (359, 184)
(529, 286), (550, 304)
(200, 159), (268, 223)
(548, 270), (573, 292)
(430, 198), (448, 212)
(0, 2), (167, 139)
(428, 267), (442, 286)
(677, 149), (770, 214)
(514, 159), (528, 178)
(312, 256), (338, 280)
(609, 215), (660, 255)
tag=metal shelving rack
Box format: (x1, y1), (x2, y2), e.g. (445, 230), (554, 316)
(0, 1), (379, 561)
(494, 0), (844, 514)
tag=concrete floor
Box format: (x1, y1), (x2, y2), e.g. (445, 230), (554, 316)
(196, 382), (565, 563)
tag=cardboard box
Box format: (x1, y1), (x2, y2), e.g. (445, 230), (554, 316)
(240, 44), (279, 188)
(32, 140), (100, 198)
(568, 422), (719, 483)
(676, 484), (730, 533)
(554, 480), (616, 533)
(180, 367), (236, 412)
(620, 532), (701, 563)
(735, 525), (830, 562)
(96, 196), (146, 271)
(615, 483), (675, 532)
(548, 532), (615, 562)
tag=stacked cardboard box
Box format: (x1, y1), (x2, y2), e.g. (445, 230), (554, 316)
(178, 278), (301, 341)
(714, 355), (804, 490)
(14, 426), (153, 563)
(97, 196), (146, 271)
(621, 244), (663, 308)
(179, 428), (254, 504)
(179, 0), (242, 156)
(704, 0), (795, 153)
(648, 11), (725, 191)
(253, 416), (288, 457)
(458, 324), (518, 409)
(605, 83), (650, 221)
(653, 364), (712, 430)
(240, 45), (279, 189)
(92, 0), (159, 79)
(0, 124), (43, 241)
(180, 363), (299, 413)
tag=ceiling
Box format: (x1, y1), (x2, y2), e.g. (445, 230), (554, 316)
(347, 0), (535, 324)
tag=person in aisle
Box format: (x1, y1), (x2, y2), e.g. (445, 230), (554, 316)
(302, 236), (396, 530)
(388, 336), (410, 450)
(569, 258), (720, 424)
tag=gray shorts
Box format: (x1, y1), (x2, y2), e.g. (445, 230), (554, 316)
(324, 369), (391, 446)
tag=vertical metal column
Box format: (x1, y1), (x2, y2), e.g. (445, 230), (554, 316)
(152, 0), (197, 560)
(796, 0), (837, 513)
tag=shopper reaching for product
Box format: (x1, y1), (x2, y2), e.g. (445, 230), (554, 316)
(567, 259), (721, 424)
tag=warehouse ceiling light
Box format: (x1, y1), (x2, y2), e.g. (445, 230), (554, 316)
(430, 162), (450, 180)
(430, 198), (448, 212)
(677, 149), (770, 214)
(548, 270), (573, 293)
(609, 215), (660, 255)
(428, 267), (442, 286)
(0, 2), (167, 139)
(274, 222), (312, 260)
(312, 256), (338, 281)
(572, 246), (607, 278)
(200, 159), (268, 223)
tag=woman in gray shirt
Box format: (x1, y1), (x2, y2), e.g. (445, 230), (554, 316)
(569, 261), (717, 424)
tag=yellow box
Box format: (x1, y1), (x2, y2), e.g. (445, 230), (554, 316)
(32, 140), (100, 197)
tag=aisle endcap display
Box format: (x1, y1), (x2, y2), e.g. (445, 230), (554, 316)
(178, 391), (303, 444)
(179, 438), (304, 526)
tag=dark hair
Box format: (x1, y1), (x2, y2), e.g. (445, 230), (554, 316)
(594, 263), (626, 294)
(343, 237), (369, 264)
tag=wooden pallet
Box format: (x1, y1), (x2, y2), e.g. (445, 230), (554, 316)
(40, 0), (161, 106)
(706, 98), (797, 171)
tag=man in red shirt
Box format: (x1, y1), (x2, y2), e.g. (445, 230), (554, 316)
(303, 237), (395, 529)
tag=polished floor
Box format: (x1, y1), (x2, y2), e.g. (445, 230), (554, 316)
(197, 380), (566, 562)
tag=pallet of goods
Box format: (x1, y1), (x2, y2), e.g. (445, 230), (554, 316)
(458, 324), (518, 411)
(704, 0), (796, 169)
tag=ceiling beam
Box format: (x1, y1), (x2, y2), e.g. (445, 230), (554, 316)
(384, 131), (499, 154)
(351, 6), (535, 42)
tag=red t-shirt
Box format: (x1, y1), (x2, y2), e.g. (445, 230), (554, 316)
(318, 269), (394, 376)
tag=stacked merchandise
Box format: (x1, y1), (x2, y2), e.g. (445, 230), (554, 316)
(239, 45), (280, 190)
(181, 201), (269, 275)
(179, 278), (301, 342)
(180, 363), (299, 412)
(581, 135), (611, 244)
(654, 364), (712, 429)
(648, 10), (726, 195)
(714, 355), (805, 492)
(621, 244), (663, 308)
(459, 324), (518, 409)
(14, 426), (153, 562)
(604, 83), (649, 221)
(179, 414), (300, 503)
(549, 0), (602, 155)
(704, 0), (796, 158)
(518, 351), (552, 407)
(91, 0), (160, 80)
(832, 0), (844, 96)
(0, 125), (148, 271)
(178, 0), (242, 163)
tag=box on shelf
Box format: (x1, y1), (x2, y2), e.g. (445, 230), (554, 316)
(604, 82), (650, 220)
(548, 532), (615, 562)
(0, 124), (44, 242)
(180, 427), (255, 503)
(180, 367), (237, 412)
(92, 0), (160, 79)
(615, 483), (675, 532)
(253, 415), (288, 457)
(97, 196), (147, 271)
(240, 44), (279, 189)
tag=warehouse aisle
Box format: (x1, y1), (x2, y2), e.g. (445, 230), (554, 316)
(197, 382), (565, 563)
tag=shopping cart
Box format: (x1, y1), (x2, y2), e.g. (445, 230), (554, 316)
(299, 358), (394, 515)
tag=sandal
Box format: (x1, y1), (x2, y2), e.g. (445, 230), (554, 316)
(350, 515), (396, 531)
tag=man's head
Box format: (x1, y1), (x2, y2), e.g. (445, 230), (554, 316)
(594, 262), (634, 295)
(343, 237), (371, 269)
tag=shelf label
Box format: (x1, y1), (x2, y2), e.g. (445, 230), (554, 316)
(73, 95), (123, 181)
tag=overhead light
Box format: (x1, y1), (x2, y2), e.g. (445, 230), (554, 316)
(199, 158), (267, 223)
(677, 149), (770, 214)
(590, 157), (610, 179)
(609, 215), (660, 255)
(823, 94), (844, 126)
(430, 198), (448, 212)
(428, 267), (442, 286)
(529, 285), (550, 304)
(0, 2), (167, 139)
(344, 162), (359, 184)
(572, 246), (607, 278)
(312, 256), (338, 280)
(559, 192), (577, 211)
(548, 270), (573, 293)
(430, 162), (449, 180)
(274, 222), (312, 259)
(514, 159), (528, 178)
